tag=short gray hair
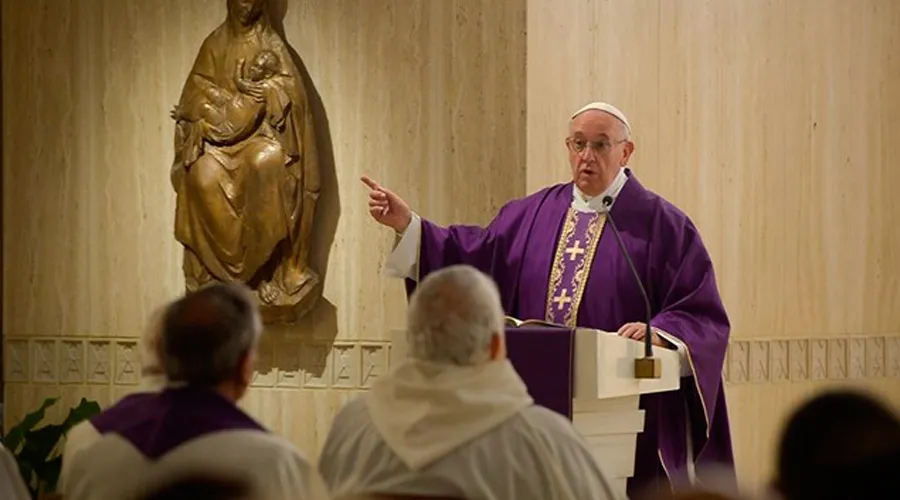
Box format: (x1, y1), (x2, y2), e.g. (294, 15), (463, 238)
(161, 283), (262, 385)
(407, 265), (505, 365)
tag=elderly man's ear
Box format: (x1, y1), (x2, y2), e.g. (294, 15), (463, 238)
(489, 333), (506, 360)
(239, 349), (256, 387)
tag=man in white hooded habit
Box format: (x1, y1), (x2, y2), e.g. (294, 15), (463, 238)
(317, 265), (620, 499)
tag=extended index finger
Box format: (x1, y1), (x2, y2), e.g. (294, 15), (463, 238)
(360, 175), (381, 191)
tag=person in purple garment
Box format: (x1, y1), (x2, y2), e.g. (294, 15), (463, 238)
(362, 102), (735, 497)
(60, 283), (328, 500)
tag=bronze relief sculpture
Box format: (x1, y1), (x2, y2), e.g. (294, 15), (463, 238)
(171, 0), (320, 323)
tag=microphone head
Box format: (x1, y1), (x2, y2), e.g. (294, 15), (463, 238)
(601, 195), (614, 209)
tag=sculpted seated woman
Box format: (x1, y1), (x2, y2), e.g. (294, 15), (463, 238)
(170, 0), (319, 311)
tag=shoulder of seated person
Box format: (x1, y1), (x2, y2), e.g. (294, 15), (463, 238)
(517, 405), (583, 438)
(217, 430), (312, 464)
(344, 393), (377, 417)
(66, 419), (100, 443)
(69, 418), (96, 432)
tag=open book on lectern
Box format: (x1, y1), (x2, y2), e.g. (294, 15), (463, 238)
(503, 316), (563, 328)
(504, 316), (620, 337)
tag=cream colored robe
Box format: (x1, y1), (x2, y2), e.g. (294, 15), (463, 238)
(0, 443), (30, 500)
(60, 390), (329, 500)
(318, 358), (621, 500)
(62, 426), (328, 500)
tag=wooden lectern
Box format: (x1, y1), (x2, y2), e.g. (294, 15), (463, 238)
(568, 327), (680, 495)
(389, 325), (680, 498)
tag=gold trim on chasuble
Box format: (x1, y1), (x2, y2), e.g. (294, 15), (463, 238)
(544, 208), (607, 327)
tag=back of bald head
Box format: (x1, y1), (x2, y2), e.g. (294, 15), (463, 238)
(407, 265), (504, 366)
(161, 283), (262, 386)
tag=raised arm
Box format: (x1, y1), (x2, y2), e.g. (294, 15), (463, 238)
(362, 175), (512, 282)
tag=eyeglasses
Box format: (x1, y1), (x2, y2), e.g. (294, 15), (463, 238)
(566, 137), (627, 155)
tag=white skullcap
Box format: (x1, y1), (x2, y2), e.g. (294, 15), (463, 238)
(570, 102), (631, 132)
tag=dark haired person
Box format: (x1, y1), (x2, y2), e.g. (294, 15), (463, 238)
(772, 389), (900, 500)
(61, 283), (328, 500)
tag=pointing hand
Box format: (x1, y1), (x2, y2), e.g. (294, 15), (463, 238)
(361, 175), (412, 233)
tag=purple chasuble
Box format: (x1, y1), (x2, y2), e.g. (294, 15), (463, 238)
(90, 386), (265, 459)
(404, 169), (735, 495)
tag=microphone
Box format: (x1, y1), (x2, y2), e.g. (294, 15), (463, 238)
(601, 195), (661, 379)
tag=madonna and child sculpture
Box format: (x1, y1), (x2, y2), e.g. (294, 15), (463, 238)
(170, 0), (320, 323)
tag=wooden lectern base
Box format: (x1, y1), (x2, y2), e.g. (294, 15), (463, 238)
(573, 396), (644, 497)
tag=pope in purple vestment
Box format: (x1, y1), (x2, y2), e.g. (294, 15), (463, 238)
(363, 102), (735, 497)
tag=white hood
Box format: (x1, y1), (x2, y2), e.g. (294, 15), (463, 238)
(366, 358), (533, 470)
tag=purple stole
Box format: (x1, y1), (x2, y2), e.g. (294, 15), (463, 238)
(545, 208), (607, 326)
(90, 386), (265, 460)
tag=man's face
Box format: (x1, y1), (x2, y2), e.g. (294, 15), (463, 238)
(228, 0), (266, 26)
(566, 110), (634, 197)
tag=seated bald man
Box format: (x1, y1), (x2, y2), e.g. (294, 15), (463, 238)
(318, 265), (619, 499)
(60, 283), (329, 500)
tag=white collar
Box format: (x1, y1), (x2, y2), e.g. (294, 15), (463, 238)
(571, 167), (628, 213)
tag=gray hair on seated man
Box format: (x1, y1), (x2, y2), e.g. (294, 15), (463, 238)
(407, 265), (506, 366)
(160, 283), (263, 397)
